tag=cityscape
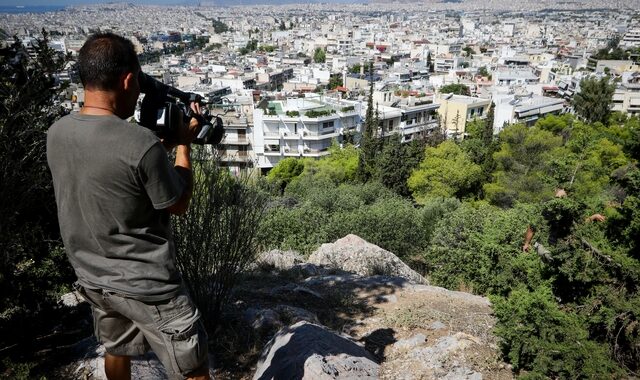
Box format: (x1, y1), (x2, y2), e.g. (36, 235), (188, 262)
(2, 0), (639, 174)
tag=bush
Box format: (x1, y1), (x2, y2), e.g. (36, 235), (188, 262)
(493, 285), (621, 378)
(425, 202), (545, 295)
(173, 149), (268, 330)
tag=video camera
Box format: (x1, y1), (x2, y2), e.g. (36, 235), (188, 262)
(137, 72), (224, 145)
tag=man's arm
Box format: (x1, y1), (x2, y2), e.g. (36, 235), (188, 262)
(166, 145), (193, 215)
(166, 103), (200, 216)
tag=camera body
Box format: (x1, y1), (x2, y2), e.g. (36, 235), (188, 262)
(137, 72), (224, 145)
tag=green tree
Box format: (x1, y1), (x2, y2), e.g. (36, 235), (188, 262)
(377, 134), (421, 197)
(427, 51), (433, 73)
(279, 20), (286, 31)
(349, 63), (362, 74)
(267, 157), (305, 193)
(212, 19), (230, 34)
(573, 76), (615, 124)
(462, 46), (475, 57)
(493, 285), (620, 378)
(313, 47), (326, 63)
(357, 63), (378, 182)
(484, 124), (563, 207)
(439, 83), (471, 96)
(408, 140), (482, 203)
(0, 32), (74, 371)
(301, 142), (359, 184)
(477, 65), (491, 79)
(328, 74), (343, 90)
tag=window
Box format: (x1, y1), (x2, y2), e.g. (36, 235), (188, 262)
(322, 121), (334, 129)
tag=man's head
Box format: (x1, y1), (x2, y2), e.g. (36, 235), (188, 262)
(78, 33), (140, 118)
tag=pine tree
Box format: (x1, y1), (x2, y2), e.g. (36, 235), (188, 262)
(357, 62), (378, 182)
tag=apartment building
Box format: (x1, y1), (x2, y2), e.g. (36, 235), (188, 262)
(436, 94), (492, 138)
(613, 74), (640, 116)
(493, 93), (564, 132)
(251, 95), (363, 171)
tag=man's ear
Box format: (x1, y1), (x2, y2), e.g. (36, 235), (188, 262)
(123, 72), (135, 91)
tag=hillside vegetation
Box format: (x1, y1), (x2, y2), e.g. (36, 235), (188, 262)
(260, 113), (640, 378)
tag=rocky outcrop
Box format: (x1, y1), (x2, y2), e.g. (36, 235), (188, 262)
(253, 321), (379, 380)
(308, 235), (427, 284)
(255, 249), (305, 270)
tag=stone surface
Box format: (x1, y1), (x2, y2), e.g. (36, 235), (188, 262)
(308, 234), (427, 284)
(393, 333), (427, 351)
(255, 249), (304, 271)
(253, 321), (379, 380)
(59, 291), (84, 307)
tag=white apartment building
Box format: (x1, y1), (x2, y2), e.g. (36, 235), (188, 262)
(251, 95), (363, 170)
(493, 93), (564, 133)
(613, 74), (640, 116)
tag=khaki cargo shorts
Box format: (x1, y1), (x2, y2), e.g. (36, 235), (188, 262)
(75, 283), (209, 379)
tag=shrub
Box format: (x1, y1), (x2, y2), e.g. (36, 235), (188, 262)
(173, 149), (268, 330)
(492, 285), (621, 378)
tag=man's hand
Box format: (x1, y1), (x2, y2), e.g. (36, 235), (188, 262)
(177, 102), (202, 146)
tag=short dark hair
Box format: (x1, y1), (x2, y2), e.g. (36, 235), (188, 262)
(78, 32), (140, 90)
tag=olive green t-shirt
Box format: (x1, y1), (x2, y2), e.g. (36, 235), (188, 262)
(47, 113), (185, 301)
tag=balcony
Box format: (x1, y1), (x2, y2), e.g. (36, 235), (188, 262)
(219, 151), (250, 163)
(302, 147), (331, 157)
(222, 137), (250, 145)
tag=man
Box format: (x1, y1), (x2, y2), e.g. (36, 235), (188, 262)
(46, 32), (209, 380)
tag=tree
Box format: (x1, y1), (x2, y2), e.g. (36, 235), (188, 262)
(267, 157), (305, 193)
(357, 63), (378, 182)
(212, 19), (230, 34)
(313, 47), (326, 63)
(0, 32), (74, 368)
(462, 46), (475, 57)
(477, 66), (491, 79)
(573, 76), (615, 124)
(440, 83), (471, 96)
(279, 20), (287, 31)
(377, 134), (417, 197)
(427, 51), (434, 73)
(483, 124), (563, 207)
(349, 63), (362, 74)
(408, 140), (482, 203)
(328, 74), (343, 90)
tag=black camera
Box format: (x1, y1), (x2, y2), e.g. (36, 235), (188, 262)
(137, 72), (224, 145)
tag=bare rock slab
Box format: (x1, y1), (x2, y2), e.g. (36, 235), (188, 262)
(253, 321), (379, 380)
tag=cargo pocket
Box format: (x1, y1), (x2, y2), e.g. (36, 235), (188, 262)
(161, 319), (208, 375)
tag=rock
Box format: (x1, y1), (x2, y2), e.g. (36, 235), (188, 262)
(379, 294), (397, 304)
(429, 321), (447, 330)
(253, 321), (379, 380)
(59, 291), (84, 307)
(274, 305), (320, 325)
(270, 283), (324, 299)
(255, 249), (304, 271)
(244, 308), (283, 332)
(290, 262), (327, 277)
(408, 284), (491, 307)
(393, 334), (426, 351)
(308, 235), (427, 284)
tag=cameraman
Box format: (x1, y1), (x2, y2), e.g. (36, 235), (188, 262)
(46, 33), (209, 380)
